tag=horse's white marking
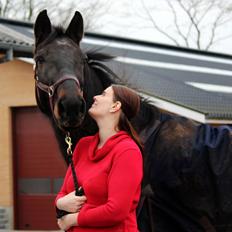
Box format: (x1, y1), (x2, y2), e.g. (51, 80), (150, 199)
(56, 40), (70, 46)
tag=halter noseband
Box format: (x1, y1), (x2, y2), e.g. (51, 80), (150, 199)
(35, 75), (81, 97)
(35, 73), (86, 129)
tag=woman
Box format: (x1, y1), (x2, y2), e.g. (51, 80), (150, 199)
(55, 84), (143, 231)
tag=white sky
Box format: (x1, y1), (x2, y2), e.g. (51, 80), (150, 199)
(2, 0), (232, 55)
(74, 0), (232, 55)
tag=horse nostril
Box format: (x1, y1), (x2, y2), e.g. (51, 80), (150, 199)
(58, 96), (85, 120)
(58, 98), (66, 116)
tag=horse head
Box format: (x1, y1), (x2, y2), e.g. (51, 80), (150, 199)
(34, 10), (87, 131)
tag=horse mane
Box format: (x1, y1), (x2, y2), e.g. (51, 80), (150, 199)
(86, 50), (123, 87)
(135, 97), (161, 132)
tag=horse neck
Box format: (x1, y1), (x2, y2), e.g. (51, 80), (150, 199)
(73, 63), (116, 136)
(133, 99), (161, 135)
(83, 61), (117, 110)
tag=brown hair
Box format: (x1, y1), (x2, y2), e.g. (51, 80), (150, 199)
(111, 84), (143, 152)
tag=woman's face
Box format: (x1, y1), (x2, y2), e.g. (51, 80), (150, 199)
(88, 86), (115, 119)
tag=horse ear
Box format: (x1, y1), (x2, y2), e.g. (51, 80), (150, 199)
(34, 10), (52, 47)
(65, 11), (84, 45)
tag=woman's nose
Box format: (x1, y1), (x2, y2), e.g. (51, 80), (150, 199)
(93, 95), (99, 101)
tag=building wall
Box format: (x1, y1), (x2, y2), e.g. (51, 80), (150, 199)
(0, 59), (35, 229)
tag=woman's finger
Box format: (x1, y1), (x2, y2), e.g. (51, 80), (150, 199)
(76, 195), (87, 201)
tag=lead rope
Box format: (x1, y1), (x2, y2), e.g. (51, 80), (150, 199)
(65, 133), (82, 196)
(56, 133), (84, 219)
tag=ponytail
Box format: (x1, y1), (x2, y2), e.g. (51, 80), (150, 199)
(118, 111), (144, 153)
(112, 84), (143, 152)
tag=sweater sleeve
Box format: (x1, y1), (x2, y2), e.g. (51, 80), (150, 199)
(78, 149), (143, 227)
(55, 165), (72, 204)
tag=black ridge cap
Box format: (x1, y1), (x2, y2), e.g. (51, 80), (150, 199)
(0, 17), (232, 60)
(84, 32), (232, 60)
(0, 16), (33, 28)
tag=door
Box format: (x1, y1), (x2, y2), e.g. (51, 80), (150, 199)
(12, 107), (67, 230)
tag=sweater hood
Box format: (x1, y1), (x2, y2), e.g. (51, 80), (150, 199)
(88, 131), (130, 162)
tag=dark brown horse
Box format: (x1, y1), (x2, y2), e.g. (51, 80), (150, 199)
(34, 10), (232, 232)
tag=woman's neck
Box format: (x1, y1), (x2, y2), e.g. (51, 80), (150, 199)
(97, 121), (118, 149)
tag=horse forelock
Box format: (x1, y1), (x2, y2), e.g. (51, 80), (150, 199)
(35, 26), (77, 52)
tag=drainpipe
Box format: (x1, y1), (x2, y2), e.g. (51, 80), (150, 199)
(0, 47), (13, 63)
(6, 47), (13, 61)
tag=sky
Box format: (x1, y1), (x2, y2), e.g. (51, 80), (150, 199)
(54, 0), (232, 55)
(7, 0), (231, 55)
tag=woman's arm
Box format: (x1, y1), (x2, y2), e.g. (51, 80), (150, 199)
(55, 165), (72, 204)
(78, 149), (143, 227)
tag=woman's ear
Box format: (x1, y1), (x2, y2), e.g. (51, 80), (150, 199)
(110, 101), (121, 113)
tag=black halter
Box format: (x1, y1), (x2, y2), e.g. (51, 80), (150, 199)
(35, 74), (81, 112)
(33, 52), (88, 128)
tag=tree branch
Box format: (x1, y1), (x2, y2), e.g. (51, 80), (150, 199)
(205, 9), (225, 50)
(166, 0), (189, 47)
(177, 0), (201, 49)
(196, 0), (216, 25)
(141, 0), (180, 46)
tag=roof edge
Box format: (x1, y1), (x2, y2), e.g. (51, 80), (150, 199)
(0, 17), (232, 60)
(84, 32), (232, 60)
(141, 92), (232, 123)
(0, 17), (33, 27)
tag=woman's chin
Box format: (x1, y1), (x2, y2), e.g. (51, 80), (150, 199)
(88, 108), (95, 116)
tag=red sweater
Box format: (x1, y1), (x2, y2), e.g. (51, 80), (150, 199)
(56, 131), (143, 232)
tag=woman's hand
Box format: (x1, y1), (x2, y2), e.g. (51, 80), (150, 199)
(56, 191), (87, 213)
(57, 212), (79, 231)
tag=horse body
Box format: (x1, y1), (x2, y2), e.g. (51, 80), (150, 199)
(34, 10), (232, 231)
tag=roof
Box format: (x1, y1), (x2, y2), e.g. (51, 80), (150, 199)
(0, 17), (232, 123)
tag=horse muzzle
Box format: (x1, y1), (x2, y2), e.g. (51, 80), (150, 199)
(54, 96), (86, 130)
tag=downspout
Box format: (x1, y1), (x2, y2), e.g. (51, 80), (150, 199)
(6, 47), (13, 61)
(0, 47), (13, 63)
